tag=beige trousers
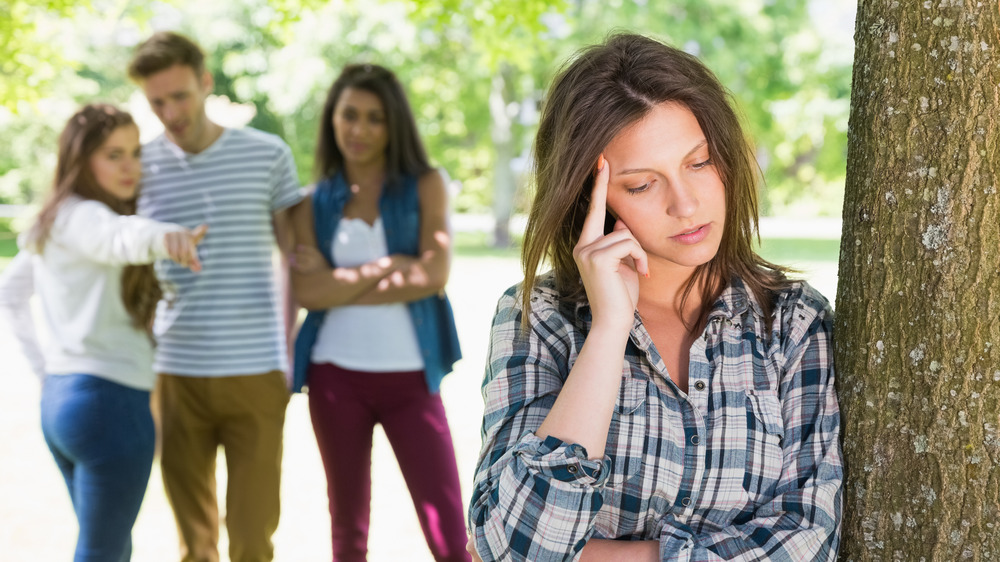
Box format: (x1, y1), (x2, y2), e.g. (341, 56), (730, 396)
(155, 371), (289, 562)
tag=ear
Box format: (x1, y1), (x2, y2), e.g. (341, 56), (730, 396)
(200, 70), (214, 95)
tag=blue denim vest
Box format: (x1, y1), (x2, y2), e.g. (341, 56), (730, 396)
(291, 173), (462, 393)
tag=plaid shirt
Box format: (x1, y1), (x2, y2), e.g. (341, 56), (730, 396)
(468, 273), (842, 561)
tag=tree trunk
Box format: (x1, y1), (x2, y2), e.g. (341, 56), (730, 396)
(490, 63), (517, 248)
(836, 2), (1000, 560)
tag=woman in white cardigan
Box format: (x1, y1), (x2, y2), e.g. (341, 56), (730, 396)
(0, 104), (205, 562)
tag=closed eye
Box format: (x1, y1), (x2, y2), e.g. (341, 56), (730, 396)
(692, 158), (714, 170)
(626, 183), (649, 195)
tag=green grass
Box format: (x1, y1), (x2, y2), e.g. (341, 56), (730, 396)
(454, 229), (841, 266)
(757, 237), (841, 265)
(0, 218), (17, 270)
(0, 222), (840, 274)
(453, 230), (521, 259)
(0, 235), (17, 257)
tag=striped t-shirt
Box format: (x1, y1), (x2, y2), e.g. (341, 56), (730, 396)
(138, 128), (303, 377)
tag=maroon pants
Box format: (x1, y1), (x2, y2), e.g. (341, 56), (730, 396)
(307, 362), (471, 562)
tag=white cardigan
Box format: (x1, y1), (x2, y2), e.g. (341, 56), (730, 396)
(0, 196), (184, 390)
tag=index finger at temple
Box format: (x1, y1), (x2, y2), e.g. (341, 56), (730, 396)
(579, 154), (609, 244)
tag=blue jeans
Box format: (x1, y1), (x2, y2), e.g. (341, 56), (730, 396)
(41, 374), (155, 562)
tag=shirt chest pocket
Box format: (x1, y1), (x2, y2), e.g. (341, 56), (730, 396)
(604, 377), (648, 488)
(743, 390), (785, 501)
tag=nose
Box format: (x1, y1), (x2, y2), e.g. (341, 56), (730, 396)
(349, 119), (367, 136)
(665, 180), (698, 219)
(123, 154), (141, 174)
(161, 103), (178, 122)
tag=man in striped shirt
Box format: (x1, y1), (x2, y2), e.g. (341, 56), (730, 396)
(128, 31), (303, 562)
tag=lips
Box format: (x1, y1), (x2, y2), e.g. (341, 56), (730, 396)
(671, 223), (710, 244)
(120, 177), (139, 192)
(168, 122), (187, 136)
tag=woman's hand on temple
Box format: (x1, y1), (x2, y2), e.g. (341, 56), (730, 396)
(164, 224), (208, 272)
(572, 154), (648, 334)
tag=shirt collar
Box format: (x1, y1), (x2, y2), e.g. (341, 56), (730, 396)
(706, 277), (765, 321)
(158, 128), (231, 161)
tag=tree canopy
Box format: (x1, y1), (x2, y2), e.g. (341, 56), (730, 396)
(0, 0), (853, 219)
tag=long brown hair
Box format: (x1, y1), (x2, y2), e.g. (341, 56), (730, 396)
(314, 64), (432, 188)
(522, 33), (790, 325)
(27, 104), (162, 334)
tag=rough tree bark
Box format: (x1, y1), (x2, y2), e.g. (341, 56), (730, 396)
(836, 1), (1000, 560)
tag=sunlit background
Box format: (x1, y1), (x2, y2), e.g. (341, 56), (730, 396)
(0, 0), (855, 560)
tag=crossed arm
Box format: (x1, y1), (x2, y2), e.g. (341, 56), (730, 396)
(290, 170), (452, 311)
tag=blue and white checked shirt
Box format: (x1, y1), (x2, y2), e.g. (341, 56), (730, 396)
(468, 273), (842, 561)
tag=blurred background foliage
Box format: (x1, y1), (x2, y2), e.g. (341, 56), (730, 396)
(1, 0), (854, 244)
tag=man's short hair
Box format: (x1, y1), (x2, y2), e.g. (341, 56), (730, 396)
(128, 31), (206, 81)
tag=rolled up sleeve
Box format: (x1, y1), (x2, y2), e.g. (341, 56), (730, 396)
(468, 287), (610, 561)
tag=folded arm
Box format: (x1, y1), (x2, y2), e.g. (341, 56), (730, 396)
(352, 170), (452, 305)
(288, 191), (406, 310)
(290, 171), (453, 310)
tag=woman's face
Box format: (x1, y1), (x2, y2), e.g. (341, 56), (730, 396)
(89, 124), (142, 201)
(332, 87), (389, 168)
(603, 102), (726, 275)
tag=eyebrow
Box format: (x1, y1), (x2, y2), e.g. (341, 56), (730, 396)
(150, 88), (187, 100)
(341, 105), (384, 116)
(614, 139), (709, 176)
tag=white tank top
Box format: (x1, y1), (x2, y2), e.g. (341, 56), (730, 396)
(310, 216), (425, 372)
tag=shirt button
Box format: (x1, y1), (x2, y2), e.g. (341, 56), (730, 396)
(694, 380), (706, 391)
(681, 497), (692, 507)
(567, 465), (578, 474)
(691, 434), (700, 445)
